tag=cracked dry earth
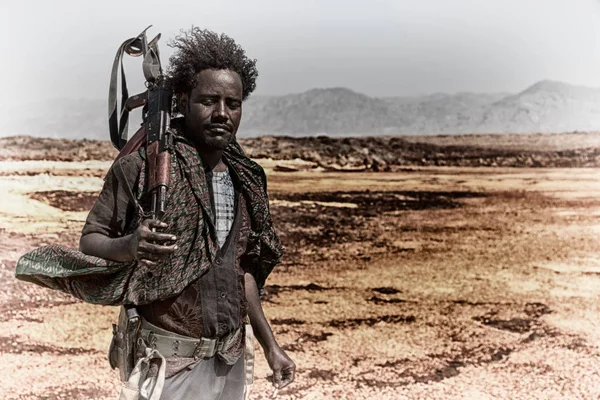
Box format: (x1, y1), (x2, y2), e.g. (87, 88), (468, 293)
(1, 158), (600, 399)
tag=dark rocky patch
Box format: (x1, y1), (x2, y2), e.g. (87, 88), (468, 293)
(490, 348), (513, 361)
(329, 314), (416, 329)
(368, 296), (408, 305)
(473, 303), (552, 334)
(452, 299), (501, 306)
(241, 135), (600, 170)
(564, 338), (589, 351)
(270, 318), (306, 326)
(272, 190), (487, 214)
(271, 190), (487, 251)
(30, 191), (99, 212)
(522, 332), (544, 343)
(354, 359), (465, 388)
(474, 315), (533, 333)
(524, 302), (552, 318)
(262, 283), (334, 302)
(307, 369), (337, 380)
(412, 361), (465, 383)
(375, 359), (411, 368)
(281, 332), (333, 352)
(7, 134), (600, 168)
(0, 335), (99, 356)
(373, 287), (401, 295)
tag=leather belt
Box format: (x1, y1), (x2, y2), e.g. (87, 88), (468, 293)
(138, 318), (239, 360)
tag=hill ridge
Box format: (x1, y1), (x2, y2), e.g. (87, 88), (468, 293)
(2, 80), (600, 139)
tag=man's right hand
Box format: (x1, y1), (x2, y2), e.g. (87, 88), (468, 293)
(129, 219), (178, 266)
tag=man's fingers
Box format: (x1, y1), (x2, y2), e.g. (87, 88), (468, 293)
(148, 219), (169, 230)
(272, 370), (283, 388)
(141, 230), (177, 244)
(285, 367), (295, 383)
(142, 219), (168, 229)
(278, 367), (295, 389)
(273, 368), (294, 389)
(138, 242), (178, 255)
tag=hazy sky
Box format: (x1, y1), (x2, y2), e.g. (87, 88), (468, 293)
(2, 0), (600, 105)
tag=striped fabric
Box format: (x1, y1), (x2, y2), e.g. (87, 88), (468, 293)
(211, 171), (236, 248)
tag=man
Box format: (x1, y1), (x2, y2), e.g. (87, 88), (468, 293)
(78, 28), (295, 398)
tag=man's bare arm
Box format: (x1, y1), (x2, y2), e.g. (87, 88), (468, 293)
(244, 272), (296, 389)
(79, 219), (177, 266)
(79, 233), (136, 262)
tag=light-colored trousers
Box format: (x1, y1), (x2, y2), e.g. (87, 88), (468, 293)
(160, 353), (246, 400)
(118, 324), (255, 400)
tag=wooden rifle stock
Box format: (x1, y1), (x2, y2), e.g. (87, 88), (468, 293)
(144, 80), (172, 221)
(146, 137), (171, 221)
(114, 126), (146, 163)
(112, 122), (172, 222)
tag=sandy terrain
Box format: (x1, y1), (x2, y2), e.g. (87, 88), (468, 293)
(1, 136), (600, 399)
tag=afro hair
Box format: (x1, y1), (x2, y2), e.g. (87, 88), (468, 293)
(167, 27), (258, 101)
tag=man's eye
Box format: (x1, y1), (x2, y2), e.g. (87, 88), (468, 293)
(228, 101), (241, 109)
(200, 99), (215, 106)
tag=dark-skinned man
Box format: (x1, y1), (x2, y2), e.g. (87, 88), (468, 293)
(78, 28), (295, 399)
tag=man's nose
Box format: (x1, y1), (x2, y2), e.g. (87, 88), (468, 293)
(212, 101), (228, 121)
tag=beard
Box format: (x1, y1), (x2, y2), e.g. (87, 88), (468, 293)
(196, 131), (234, 150)
(182, 115), (237, 152)
(186, 126), (235, 152)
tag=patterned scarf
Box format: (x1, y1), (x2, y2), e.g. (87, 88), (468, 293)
(15, 131), (283, 305)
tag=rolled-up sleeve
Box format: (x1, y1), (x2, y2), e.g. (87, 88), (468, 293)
(82, 153), (143, 238)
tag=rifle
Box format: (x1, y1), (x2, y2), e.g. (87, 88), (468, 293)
(106, 26), (172, 382)
(108, 25), (173, 221)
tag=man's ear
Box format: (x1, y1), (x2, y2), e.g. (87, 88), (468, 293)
(178, 93), (188, 115)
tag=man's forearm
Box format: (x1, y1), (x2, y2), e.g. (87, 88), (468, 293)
(244, 273), (279, 352)
(79, 232), (135, 262)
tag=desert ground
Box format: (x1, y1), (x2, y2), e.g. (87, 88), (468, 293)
(1, 133), (600, 399)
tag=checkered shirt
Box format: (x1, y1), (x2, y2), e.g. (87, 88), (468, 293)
(211, 170), (236, 248)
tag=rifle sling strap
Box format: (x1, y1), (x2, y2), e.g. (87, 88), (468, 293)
(109, 31), (147, 150)
(112, 158), (143, 217)
(108, 40), (132, 150)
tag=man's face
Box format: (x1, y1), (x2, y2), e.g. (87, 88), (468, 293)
(181, 68), (243, 151)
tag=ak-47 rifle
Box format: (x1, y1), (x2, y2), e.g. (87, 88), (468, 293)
(108, 25), (173, 221)
(106, 26), (173, 382)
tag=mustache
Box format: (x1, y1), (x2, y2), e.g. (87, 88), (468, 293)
(207, 124), (232, 132)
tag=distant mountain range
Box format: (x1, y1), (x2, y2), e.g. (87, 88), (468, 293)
(2, 80), (600, 139)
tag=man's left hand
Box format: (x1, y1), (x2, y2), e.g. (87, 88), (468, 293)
(266, 345), (296, 389)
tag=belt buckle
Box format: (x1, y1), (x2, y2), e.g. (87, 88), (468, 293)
(193, 337), (217, 360)
(216, 338), (226, 353)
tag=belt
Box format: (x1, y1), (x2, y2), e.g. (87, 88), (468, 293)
(138, 318), (240, 360)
